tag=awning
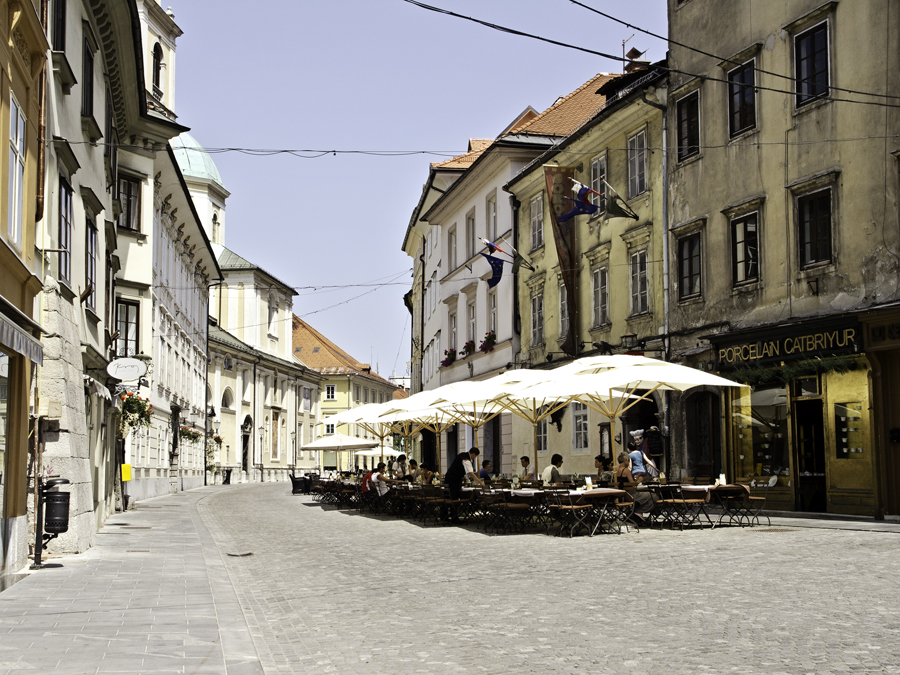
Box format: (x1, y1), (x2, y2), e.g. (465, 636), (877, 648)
(0, 311), (42, 365)
(83, 374), (112, 401)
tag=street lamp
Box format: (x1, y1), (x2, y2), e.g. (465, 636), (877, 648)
(258, 425), (265, 483)
(290, 431), (297, 472)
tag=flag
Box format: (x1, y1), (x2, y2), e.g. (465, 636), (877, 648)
(479, 252), (505, 288)
(606, 193), (639, 220)
(544, 165), (578, 357)
(558, 179), (600, 223)
(512, 251), (533, 273)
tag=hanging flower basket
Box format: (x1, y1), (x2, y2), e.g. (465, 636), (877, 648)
(212, 434), (223, 446)
(478, 330), (497, 354)
(459, 340), (476, 358)
(180, 426), (202, 442)
(440, 349), (457, 368)
(117, 392), (152, 438)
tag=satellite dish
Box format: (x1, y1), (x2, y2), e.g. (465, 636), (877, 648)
(107, 358), (148, 382)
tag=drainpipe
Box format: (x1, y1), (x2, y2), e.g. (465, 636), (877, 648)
(418, 249), (425, 393)
(252, 356), (260, 480)
(642, 87), (671, 470)
(35, 0), (47, 223)
(502, 190), (521, 341)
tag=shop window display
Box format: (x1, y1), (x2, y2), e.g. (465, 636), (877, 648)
(0, 354), (8, 573)
(731, 385), (790, 480)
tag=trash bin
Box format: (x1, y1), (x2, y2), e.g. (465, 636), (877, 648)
(44, 491), (70, 534)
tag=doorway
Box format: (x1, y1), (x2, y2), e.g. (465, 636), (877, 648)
(241, 415), (252, 475)
(483, 416), (502, 475)
(685, 392), (721, 480)
(445, 423), (459, 472)
(793, 399), (827, 512)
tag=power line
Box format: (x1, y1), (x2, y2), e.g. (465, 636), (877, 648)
(569, 0), (900, 102)
(401, 0), (900, 109)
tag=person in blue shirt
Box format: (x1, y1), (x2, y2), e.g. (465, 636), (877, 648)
(628, 439), (649, 478)
(478, 459), (493, 481)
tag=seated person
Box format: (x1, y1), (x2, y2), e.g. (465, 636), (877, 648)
(391, 454), (410, 480)
(368, 462), (394, 497)
(478, 460), (493, 482)
(519, 455), (535, 481)
(417, 464), (435, 484)
(541, 454), (564, 485)
(595, 455), (615, 484)
(408, 459), (421, 483)
(615, 452), (655, 518)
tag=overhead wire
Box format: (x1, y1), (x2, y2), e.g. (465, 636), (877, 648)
(400, 0), (900, 109)
(568, 0), (900, 102)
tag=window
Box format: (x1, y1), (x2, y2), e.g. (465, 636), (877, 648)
(530, 194), (543, 250)
(732, 213), (759, 285)
(486, 195), (497, 241)
(82, 38), (94, 117)
(489, 291), (497, 335)
(678, 233), (702, 299)
(590, 156), (607, 213)
(52, 0), (66, 51)
(536, 418), (547, 453)
(354, 384), (360, 402)
(152, 42), (163, 94)
(221, 388), (234, 410)
(379, 392), (384, 404)
(115, 300), (139, 356)
(325, 384), (336, 400)
(212, 213), (219, 242)
(798, 189), (832, 267)
(599, 424), (611, 458)
(8, 93), (25, 249)
(795, 22), (829, 107)
(449, 312), (457, 351)
(466, 213), (475, 260)
(302, 387), (311, 412)
(448, 227), (457, 270)
(364, 388), (369, 404)
(627, 130), (647, 198)
(117, 176), (141, 231)
(58, 177), (72, 284)
(531, 293), (544, 347)
(676, 92), (700, 161)
(267, 296), (277, 335)
(573, 402), (588, 451)
(630, 250), (648, 315)
(728, 61), (756, 136)
(592, 267), (608, 326)
(85, 219), (97, 311)
(559, 282), (569, 337)
(467, 301), (476, 342)
(325, 423), (335, 435)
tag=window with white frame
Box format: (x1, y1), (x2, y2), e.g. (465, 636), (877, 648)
(590, 155), (607, 213)
(573, 402), (588, 451)
(630, 250), (648, 315)
(487, 195), (497, 241)
(536, 417), (548, 453)
(8, 92), (25, 249)
(559, 282), (569, 337)
(364, 388), (369, 404)
(531, 292), (544, 347)
(448, 226), (457, 270)
(488, 291), (497, 335)
(592, 266), (608, 326)
(466, 212), (475, 260)
(325, 384), (336, 400)
(354, 384), (360, 402)
(302, 387), (311, 411)
(58, 177), (72, 284)
(627, 130), (647, 198)
(325, 423), (335, 435)
(467, 301), (476, 343)
(449, 312), (457, 351)
(85, 219), (97, 311)
(530, 194), (544, 250)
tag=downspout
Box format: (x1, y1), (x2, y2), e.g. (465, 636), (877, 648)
(502, 190), (522, 342)
(35, 0), (47, 223)
(642, 87), (670, 471)
(418, 249), (425, 393)
(252, 356), (260, 480)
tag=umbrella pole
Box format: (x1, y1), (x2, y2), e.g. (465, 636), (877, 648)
(533, 421), (539, 482)
(436, 427), (442, 477)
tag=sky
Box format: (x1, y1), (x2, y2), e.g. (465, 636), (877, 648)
(168, 0), (669, 380)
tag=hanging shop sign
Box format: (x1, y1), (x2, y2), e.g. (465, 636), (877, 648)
(712, 320), (860, 367)
(107, 357), (148, 382)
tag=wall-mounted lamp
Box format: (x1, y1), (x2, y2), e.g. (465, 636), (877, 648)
(621, 333), (638, 350)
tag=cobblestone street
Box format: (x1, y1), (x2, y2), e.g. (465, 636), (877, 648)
(2, 483), (900, 674)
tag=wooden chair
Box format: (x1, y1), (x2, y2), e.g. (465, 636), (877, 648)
(547, 489), (592, 537)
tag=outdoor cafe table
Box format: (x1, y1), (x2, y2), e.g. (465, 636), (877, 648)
(680, 484), (753, 528)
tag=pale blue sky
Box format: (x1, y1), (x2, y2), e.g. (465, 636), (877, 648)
(170, 0), (669, 378)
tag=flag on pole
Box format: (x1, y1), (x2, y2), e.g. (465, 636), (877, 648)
(602, 179), (639, 220)
(479, 252), (505, 288)
(558, 179), (601, 223)
(544, 165), (578, 357)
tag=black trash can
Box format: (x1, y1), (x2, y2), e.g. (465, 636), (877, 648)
(44, 491), (70, 534)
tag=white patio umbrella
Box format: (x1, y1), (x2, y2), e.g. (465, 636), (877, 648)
(302, 432), (379, 451)
(324, 403), (397, 465)
(378, 396), (460, 475)
(354, 447), (402, 458)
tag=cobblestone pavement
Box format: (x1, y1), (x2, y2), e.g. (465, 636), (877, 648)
(3, 484), (900, 675)
(199, 484), (900, 675)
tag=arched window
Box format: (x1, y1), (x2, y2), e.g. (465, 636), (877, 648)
(221, 387), (235, 410)
(152, 42), (163, 91)
(267, 294), (278, 335)
(212, 212), (219, 243)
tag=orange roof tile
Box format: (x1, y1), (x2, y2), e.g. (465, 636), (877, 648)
(291, 315), (396, 388)
(511, 73), (620, 138)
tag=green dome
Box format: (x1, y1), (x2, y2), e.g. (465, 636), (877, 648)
(171, 132), (224, 187)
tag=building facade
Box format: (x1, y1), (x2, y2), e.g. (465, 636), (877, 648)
(665, 0), (900, 515)
(506, 66), (668, 477)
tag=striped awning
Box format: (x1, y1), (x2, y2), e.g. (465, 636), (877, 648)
(0, 311), (42, 365)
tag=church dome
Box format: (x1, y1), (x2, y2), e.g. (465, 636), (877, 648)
(171, 132), (225, 187)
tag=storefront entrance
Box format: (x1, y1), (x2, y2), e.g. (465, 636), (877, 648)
(793, 398), (826, 512)
(685, 392), (721, 480)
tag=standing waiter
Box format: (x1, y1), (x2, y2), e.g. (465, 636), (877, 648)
(443, 447), (485, 522)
